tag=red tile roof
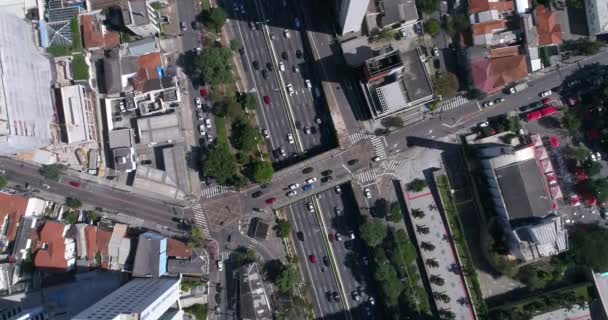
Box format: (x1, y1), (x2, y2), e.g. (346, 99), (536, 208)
(85, 226), (97, 259)
(472, 20), (507, 35)
(470, 0), (514, 13)
(472, 54), (528, 93)
(535, 5), (563, 46)
(489, 46), (520, 58)
(0, 193), (28, 243)
(167, 238), (192, 258)
(81, 14), (120, 50)
(96, 228), (112, 268)
(34, 221), (68, 270)
(133, 52), (162, 92)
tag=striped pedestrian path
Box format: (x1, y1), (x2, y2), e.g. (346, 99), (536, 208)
(349, 131), (370, 145)
(191, 203), (210, 237)
(371, 136), (387, 159)
(201, 184), (234, 199)
(220, 251), (230, 261)
(354, 168), (382, 185)
(383, 159), (404, 173)
(440, 95), (469, 112)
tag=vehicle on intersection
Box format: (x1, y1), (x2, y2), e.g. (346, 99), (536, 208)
(307, 202), (314, 212)
(364, 188), (371, 198)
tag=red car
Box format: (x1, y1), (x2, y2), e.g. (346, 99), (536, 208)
(69, 181), (81, 188)
(265, 197), (276, 205)
(309, 255), (317, 264)
(328, 233), (335, 242)
(263, 95), (271, 104)
(200, 88), (208, 97)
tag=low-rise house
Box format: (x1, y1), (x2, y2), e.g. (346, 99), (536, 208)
(365, 0), (419, 36)
(80, 12), (120, 51)
(33, 221), (76, 271)
(132, 232), (167, 278)
(470, 46), (529, 93)
(54, 85), (98, 145)
(239, 263), (272, 320)
(108, 128), (136, 172)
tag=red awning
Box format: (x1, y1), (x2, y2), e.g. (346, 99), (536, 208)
(575, 167), (589, 182)
(541, 106), (558, 116)
(527, 111), (542, 121)
(549, 136), (560, 148)
(570, 195), (581, 206)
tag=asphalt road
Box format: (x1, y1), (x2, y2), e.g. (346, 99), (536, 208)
(0, 158), (187, 232)
(287, 197), (348, 320)
(316, 184), (377, 320)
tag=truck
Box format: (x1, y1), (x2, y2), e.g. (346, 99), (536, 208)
(507, 82), (528, 94)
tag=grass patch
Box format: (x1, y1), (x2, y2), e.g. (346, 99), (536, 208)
(214, 115), (228, 146)
(46, 45), (73, 57)
(181, 279), (205, 292)
(71, 54), (89, 81)
(436, 174), (487, 316)
(70, 18), (82, 51)
(184, 304), (207, 320)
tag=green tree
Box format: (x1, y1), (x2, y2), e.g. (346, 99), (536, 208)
(195, 47), (233, 85)
(443, 15), (454, 36)
(453, 14), (470, 32)
(0, 176), (7, 189)
(569, 146), (589, 162)
(518, 266), (546, 290)
(390, 202), (403, 223)
(564, 39), (605, 56)
(235, 246), (256, 265)
(63, 210), (79, 224)
(276, 265), (298, 293)
(567, 0), (584, 8)
(417, 0), (440, 13)
(561, 110), (582, 133)
(189, 226), (206, 248)
(381, 116), (404, 129)
(216, 98), (243, 118)
(202, 144), (237, 184)
(185, 303), (207, 320)
(238, 92), (257, 110)
(374, 263), (402, 306)
(65, 197), (82, 209)
(508, 116), (522, 133)
(359, 221), (387, 247)
(584, 160), (602, 176)
(433, 72), (459, 98)
(40, 164), (66, 181)
(276, 219), (292, 238)
(592, 178), (608, 202)
(407, 178), (427, 192)
(229, 39), (241, 51)
(205, 7), (226, 33)
(424, 19), (441, 37)
(231, 119), (261, 152)
(252, 160), (274, 183)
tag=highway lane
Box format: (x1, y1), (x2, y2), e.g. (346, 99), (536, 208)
(226, 0), (299, 161)
(316, 184), (375, 320)
(287, 198), (349, 320)
(0, 158), (188, 231)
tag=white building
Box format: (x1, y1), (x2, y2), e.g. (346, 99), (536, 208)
(585, 0), (608, 35)
(338, 0), (370, 35)
(72, 277), (182, 320)
(121, 0), (161, 37)
(0, 12), (53, 155)
(56, 85), (98, 145)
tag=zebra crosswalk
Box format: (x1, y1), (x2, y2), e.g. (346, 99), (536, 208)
(349, 131), (370, 145)
(220, 251), (230, 261)
(439, 95), (469, 112)
(191, 203), (210, 237)
(371, 136), (387, 159)
(383, 159), (404, 173)
(355, 168), (382, 185)
(201, 185), (234, 199)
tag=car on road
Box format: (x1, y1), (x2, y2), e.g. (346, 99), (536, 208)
(292, 65), (299, 73)
(262, 129), (270, 139)
(326, 292), (334, 302)
(432, 47), (439, 56)
(287, 133), (294, 144)
(322, 170), (333, 176)
(200, 88), (208, 97)
(263, 95), (271, 105)
(287, 190), (297, 197)
(205, 118), (212, 128)
(217, 260), (223, 271)
(249, 21), (255, 29)
(240, 3), (245, 13)
(284, 29), (290, 38)
(141, 160), (152, 165)
(286, 84), (295, 95)
(302, 167), (313, 174)
(279, 147), (286, 157)
(261, 69), (268, 79)
(41, 183), (50, 189)
(69, 181), (81, 188)
(199, 124), (206, 134)
(364, 188), (371, 198)
(297, 231), (304, 241)
(322, 256), (329, 266)
(539, 90), (552, 97)
(321, 176), (333, 183)
(305, 177), (317, 184)
(282, 51), (288, 60)
(302, 184), (314, 191)
(265, 62), (273, 71)
(252, 60), (259, 70)
(180, 21), (187, 31)
(494, 97), (505, 104)
(265, 197), (276, 205)
(309, 254), (317, 263)
(336, 232), (342, 241)
(334, 207), (343, 215)
(348, 230), (355, 239)
(195, 97), (202, 109)
(296, 49), (303, 59)
(481, 100), (494, 108)
(196, 110), (203, 120)
(279, 61), (285, 71)
(305, 79), (311, 89)
(307, 202), (314, 212)
(368, 297), (375, 305)
(478, 121), (489, 128)
(303, 126), (311, 134)
(289, 183), (300, 190)
(252, 191), (263, 198)
(352, 291), (361, 301)
(335, 185), (342, 193)
(372, 156), (381, 162)
(333, 292), (341, 302)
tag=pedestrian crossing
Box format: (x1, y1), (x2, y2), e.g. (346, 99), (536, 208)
(439, 95), (469, 112)
(220, 251), (230, 261)
(349, 131), (370, 145)
(383, 159), (404, 173)
(192, 203), (210, 237)
(371, 136), (387, 159)
(201, 184), (234, 199)
(354, 168), (382, 185)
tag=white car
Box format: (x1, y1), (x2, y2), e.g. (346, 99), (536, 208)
(287, 190), (297, 197)
(482, 101), (494, 108)
(284, 29), (290, 38)
(262, 129), (270, 139)
(279, 61), (285, 72)
(279, 147), (286, 157)
(199, 124), (206, 134)
(590, 152), (602, 162)
(305, 79), (312, 89)
(307, 202), (314, 212)
(195, 97), (202, 109)
(364, 188), (371, 198)
(432, 47), (439, 56)
(372, 156), (381, 162)
(348, 230), (355, 239)
(289, 183), (300, 190)
(335, 185), (342, 193)
(205, 118), (212, 128)
(217, 260), (224, 271)
(286, 84), (295, 95)
(287, 133), (294, 144)
(478, 121), (489, 128)
(292, 65), (299, 73)
(539, 90), (552, 97)
(305, 177), (317, 184)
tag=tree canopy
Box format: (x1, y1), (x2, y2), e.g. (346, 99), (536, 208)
(40, 164), (66, 181)
(592, 178), (608, 202)
(417, 0), (440, 14)
(251, 160), (274, 183)
(202, 7), (226, 33)
(0, 176), (7, 189)
(424, 19), (441, 37)
(390, 202), (403, 223)
(564, 39), (604, 56)
(238, 92), (257, 110)
(202, 143), (237, 184)
(561, 110), (582, 133)
(568, 225), (608, 270)
(195, 47), (233, 85)
(65, 197), (82, 209)
(407, 178), (428, 192)
(359, 220), (387, 247)
(433, 72), (459, 98)
(231, 119), (261, 152)
(276, 219), (292, 238)
(275, 264), (298, 293)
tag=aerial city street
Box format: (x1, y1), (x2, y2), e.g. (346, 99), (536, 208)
(2, 0), (608, 319)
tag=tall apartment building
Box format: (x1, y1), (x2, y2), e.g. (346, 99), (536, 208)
(72, 277), (182, 320)
(338, 0), (370, 35)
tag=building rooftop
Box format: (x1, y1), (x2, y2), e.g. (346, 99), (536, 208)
(0, 13), (53, 155)
(470, 0), (514, 14)
(125, 37), (159, 57)
(514, 216), (568, 261)
(122, 0), (151, 27)
(108, 129), (134, 149)
(495, 158), (553, 221)
(133, 166), (186, 200)
(162, 145), (190, 194)
(167, 238), (191, 258)
(167, 247), (207, 276)
(34, 221), (74, 271)
(136, 113), (182, 145)
(0, 193), (29, 247)
(56, 85), (94, 144)
(133, 52), (162, 93)
(372, 0), (419, 28)
(13, 216), (37, 262)
(85, 225), (97, 261)
(471, 52), (528, 93)
(81, 13), (120, 50)
(132, 232), (167, 278)
(96, 228), (112, 269)
(240, 263), (272, 320)
(535, 5), (562, 46)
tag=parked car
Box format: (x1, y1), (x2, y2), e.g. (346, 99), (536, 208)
(321, 176), (333, 183)
(287, 133), (294, 144)
(217, 260), (223, 271)
(302, 184), (314, 191)
(287, 190), (297, 197)
(252, 60), (260, 70)
(265, 197), (276, 205)
(279, 61), (285, 71)
(282, 51), (288, 60)
(266, 62), (273, 71)
(284, 29), (290, 38)
(494, 97), (505, 104)
(205, 118), (212, 128)
(302, 167), (314, 174)
(305, 177), (317, 184)
(296, 49), (303, 59)
(262, 129), (270, 139)
(297, 231), (305, 241)
(335, 185), (342, 193)
(322, 170), (333, 176)
(69, 181), (81, 188)
(364, 188), (371, 198)
(292, 65), (299, 73)
(309, 254), (317, 263)
(432, 47), (439, 56)
(334, 207), (343, 215)
(482, 101), (494, 108)
(323, 256), (330, 266)
(305, 79), (312, 89)
(289, 183), (300, 190)
(539, 90), (552, 97)
(252, 191), (263, 198)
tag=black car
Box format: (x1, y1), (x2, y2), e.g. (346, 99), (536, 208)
(141, 160), (152, 165)
(321, 176), (333, 183)
(266, 62), (273, 71)
(239, 47), (245, 55)
(326, 292), (333, 302)
(261, 70), (268, 79)
(282, 51), (288, 60)
(296, 49), (303, 59)
(252, 191), (263, 198)
(321, 170), (333, 176)
(297, 231), (305, 241)
(252, 60), (259, 70)
(333, 292), (341, 302)
(323, 256), (330, 266)
(302, 167), (314, 174)
(347, 159), (359, 166)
